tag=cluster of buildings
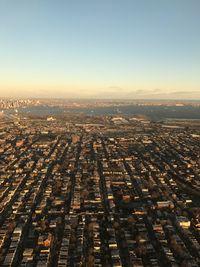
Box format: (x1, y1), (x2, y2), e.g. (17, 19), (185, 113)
(0, 99), (39, 110)
(0, 115), (200, 267)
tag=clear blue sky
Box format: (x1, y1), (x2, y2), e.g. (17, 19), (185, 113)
(0, 0), (200, 99)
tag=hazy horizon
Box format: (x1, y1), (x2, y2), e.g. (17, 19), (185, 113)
(0, 0), (200, 99)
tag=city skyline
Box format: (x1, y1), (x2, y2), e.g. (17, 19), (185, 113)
(0, 0), (200, 99)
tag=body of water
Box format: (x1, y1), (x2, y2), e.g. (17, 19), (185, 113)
(3, 105), (200, 121)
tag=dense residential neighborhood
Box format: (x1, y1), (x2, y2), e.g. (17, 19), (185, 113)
(0, 114), (200, 267)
